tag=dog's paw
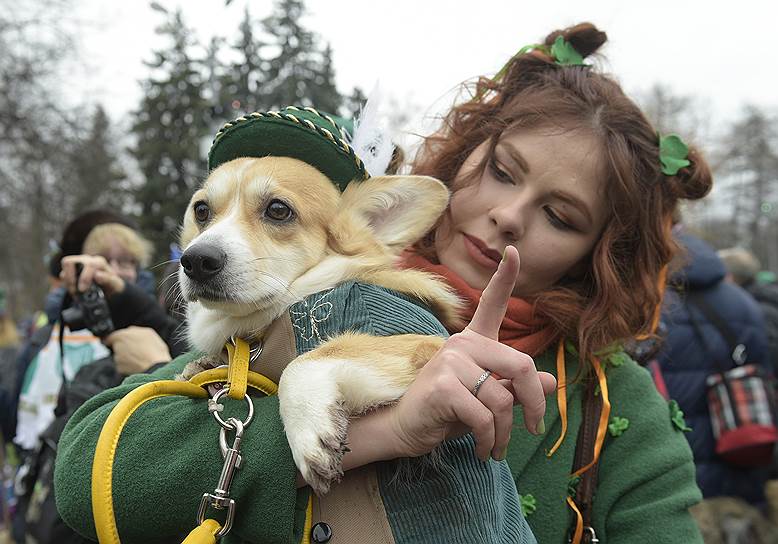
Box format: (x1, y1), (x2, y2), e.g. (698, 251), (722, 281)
(280, 395), (350, 495)
(176, 355), (222, 381)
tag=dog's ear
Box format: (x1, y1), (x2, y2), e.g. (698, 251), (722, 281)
(338, 175), (449, 252)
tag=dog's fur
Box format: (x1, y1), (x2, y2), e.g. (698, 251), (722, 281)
(177, 157), (462, 493)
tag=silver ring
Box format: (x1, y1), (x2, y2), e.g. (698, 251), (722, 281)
(471, 370), (492, 397)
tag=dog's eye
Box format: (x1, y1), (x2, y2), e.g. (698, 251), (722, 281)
(265, 200), (294, 222)
(193, 202), (210, 223)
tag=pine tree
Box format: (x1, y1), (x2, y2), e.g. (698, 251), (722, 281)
(130, 7), (211, 262)
(260, 0), (342, 113)
(69, 105), (126, 214)
(224, 7), (266, 115)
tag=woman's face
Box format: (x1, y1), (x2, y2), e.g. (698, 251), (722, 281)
(435, 126), (609, 297)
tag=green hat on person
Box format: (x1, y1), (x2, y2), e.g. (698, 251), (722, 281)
(207, 106), (369, 192)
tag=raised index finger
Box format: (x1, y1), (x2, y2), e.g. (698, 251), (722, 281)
(466, 246), (520, 340)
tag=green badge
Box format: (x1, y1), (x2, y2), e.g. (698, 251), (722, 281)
(606, 350), (632, 368)
(567, 475), (581, 497)
(608, 416), (630, 437)
(659, 134), (691, 175)
(668, 400), (692, 432)
(519, 493), (537, 516)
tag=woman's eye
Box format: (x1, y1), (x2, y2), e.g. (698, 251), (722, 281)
(488, 158), (514, 184)
(265, 200), (294, 222)
(193, 202), (210, 223)
(544, 207), (574, 231)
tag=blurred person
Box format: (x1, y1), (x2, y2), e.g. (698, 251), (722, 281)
(719, 247), (778, 375)
(11, 212), (184, 544)
(657, 231), (770, 509)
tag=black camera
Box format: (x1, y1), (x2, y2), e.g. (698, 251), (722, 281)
(61, 282), (115, 338)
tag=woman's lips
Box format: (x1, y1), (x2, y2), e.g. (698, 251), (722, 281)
(463, 234), (501, 270)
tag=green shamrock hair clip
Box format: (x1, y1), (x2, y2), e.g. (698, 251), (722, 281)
(659, 134), (691, 175)
(484, 36), (586, 98)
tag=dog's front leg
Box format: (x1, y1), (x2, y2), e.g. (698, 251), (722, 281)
(278, 332), (444, 495)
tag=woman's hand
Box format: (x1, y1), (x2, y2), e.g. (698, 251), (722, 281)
(60, 254), (126, 296)
(385, 246), (556, 462)
(103, 326), (172, 375)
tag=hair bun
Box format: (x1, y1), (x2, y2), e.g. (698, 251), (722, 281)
(544, 23), (607, 59)
(667, 146), (713, 201)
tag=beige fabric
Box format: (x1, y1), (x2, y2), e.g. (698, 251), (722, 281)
(248, 312), (298, 383)
(245, 313), (396, 542)
(313, 465), (395, 544)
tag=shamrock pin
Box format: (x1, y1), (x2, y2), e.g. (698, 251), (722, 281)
(519, 493), (537, 516)
(551, 36), (585, 66)
(608, 416), (630, 437)
(668, 400), (692, 432)
(606, 351), (632, 368)
(659, 134), (691, 175)
(567, 475), (582, 497)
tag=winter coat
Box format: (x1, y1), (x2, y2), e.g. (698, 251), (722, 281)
(55, 281), (535, 544)
(657, 232), (770, 505)
(506, 344), (703, 543)
(744, 281), (778, 375)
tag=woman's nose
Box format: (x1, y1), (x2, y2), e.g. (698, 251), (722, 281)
(489, 202), (526, 241)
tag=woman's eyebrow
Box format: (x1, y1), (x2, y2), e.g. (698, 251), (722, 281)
(550, 189), (593, 225)
(497, 143), (530, 174)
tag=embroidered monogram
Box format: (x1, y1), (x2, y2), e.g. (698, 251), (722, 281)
(291, 290), (334, 342)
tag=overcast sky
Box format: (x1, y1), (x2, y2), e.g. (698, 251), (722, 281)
(69, 0), (775, 143)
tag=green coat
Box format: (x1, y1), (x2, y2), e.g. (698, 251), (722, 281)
(54, 281), (533, 544)
(508, 347), (704, 543)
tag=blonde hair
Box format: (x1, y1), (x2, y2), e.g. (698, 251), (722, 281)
(718, 247), (761, 286)
(83, 223), (153, 267)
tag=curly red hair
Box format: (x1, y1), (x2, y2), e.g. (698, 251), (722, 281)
(412, 23), (712, 364)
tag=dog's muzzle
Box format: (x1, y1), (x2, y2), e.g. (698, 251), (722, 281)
(181, 243), (227, 283)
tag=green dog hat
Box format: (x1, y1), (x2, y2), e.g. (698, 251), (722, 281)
(208, 106), (369, 191)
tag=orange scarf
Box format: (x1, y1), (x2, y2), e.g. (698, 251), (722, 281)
(401, 251), (558, 356)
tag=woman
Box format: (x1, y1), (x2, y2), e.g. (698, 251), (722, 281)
(55, 23), (708, 544)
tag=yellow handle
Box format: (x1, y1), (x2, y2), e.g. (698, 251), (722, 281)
(92, 369), (280, 543)
(182, 519), (221, 544)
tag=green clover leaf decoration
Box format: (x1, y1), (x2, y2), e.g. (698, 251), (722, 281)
(606, 351), (632, 368)
(608, 416), (630, 437)
(659, 134), (691, 175)
(567, 475), (582, 497)
(551, 36), (585, 66)
(668, 400), (692, 432)
(519, 493), (538, 516)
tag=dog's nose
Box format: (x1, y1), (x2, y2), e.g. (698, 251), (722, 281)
(180, 244), (226, 281)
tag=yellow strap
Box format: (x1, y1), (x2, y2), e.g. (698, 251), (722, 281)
(191, 368), (278, 396)
(92, 368), (292, 544)
(547, 339), (568, 457)
(93, 380), (208, 544)
(566, 496), (584, 544)
(224, 337), (250, 399)
(181, 519), (221, 544)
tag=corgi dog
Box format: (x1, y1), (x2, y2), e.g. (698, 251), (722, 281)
(177, 156), (462, 494)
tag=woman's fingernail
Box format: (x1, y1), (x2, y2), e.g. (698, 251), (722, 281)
(501, 248), (507, 263)
(494, 447), (507, 461)
(535, 419), (545, 435)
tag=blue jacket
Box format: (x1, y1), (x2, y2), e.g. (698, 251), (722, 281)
(658, 232), (770, 505)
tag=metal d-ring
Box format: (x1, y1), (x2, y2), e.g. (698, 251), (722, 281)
(208, 386), (254, 430)
(228, 336), (264, 363)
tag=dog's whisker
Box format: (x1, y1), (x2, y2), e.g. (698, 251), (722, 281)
(150, 259), (180, 271)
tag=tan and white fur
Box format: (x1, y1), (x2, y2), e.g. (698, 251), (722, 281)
(177, 157), (461, 494)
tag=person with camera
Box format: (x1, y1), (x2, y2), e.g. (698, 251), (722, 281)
(11, 214), (185, 544)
